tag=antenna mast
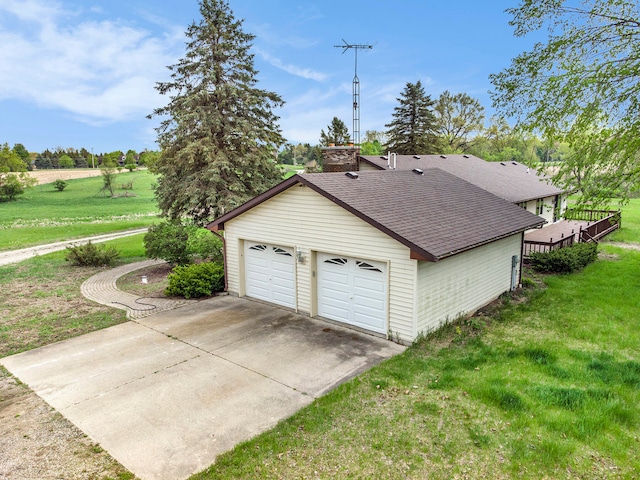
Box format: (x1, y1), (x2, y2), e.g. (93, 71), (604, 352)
(334, 39), (373, 146)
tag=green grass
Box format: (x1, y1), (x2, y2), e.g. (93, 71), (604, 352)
(0, 235), (146, 357)
(606, 198), (640, 243)
(0, 171), (159, 250)
(191, 255), (640, 478)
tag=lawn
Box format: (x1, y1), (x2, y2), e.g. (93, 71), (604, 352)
(0, 235), (146, 357)
(606, 198), (640, 243)
(0, 170), (160, 250)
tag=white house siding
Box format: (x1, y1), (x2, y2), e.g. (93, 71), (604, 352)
(222, 184), (418, 342)
(415, 234), (522, 335)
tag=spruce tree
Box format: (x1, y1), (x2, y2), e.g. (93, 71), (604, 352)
(149, 0), (285, 224)
(385, 81), (438, 154)
(319, 117), (351, 146)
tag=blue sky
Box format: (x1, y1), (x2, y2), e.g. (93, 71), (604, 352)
(0, 0), (539, 154)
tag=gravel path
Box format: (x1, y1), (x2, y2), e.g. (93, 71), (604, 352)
(0, 228), (148, 266)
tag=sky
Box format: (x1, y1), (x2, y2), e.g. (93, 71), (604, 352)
(0, 0), (542, 154)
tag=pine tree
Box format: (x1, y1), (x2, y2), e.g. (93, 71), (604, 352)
(319, 117), (351, 146)
(385, 81), (438, 154)
(149, 0), (285, 224)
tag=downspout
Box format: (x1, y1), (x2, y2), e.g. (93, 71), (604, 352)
(210, 230), (228, 292)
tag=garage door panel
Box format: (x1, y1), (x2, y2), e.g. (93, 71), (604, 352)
(244, 242), (296, 309)
(317, 254), (387, 334)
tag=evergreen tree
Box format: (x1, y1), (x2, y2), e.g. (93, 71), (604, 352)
(319, 117), (350, 146)
(385, 81), (438, 154)
(149, 0), (285, 224)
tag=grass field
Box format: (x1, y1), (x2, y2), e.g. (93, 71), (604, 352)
(607, 198), (640, 243)
(0, 171), (159, 250)
(0, 235), (146, 357)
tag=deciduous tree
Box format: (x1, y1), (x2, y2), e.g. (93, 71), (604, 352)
(490, 0), (640, 205)
(433, 91), (485, 153)
(385, 81), (438, 154)
(149, 0), (285, 224)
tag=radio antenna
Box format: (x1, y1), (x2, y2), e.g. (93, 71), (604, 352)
(334, 39), (373, 146)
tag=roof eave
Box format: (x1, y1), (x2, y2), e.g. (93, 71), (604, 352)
(432, 219), (546, 261)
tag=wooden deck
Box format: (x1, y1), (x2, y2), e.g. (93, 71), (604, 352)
(523, 210), (621, 257)
(524, 220), (589, 244)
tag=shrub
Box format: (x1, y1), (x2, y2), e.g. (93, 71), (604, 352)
(144, 221), (191, 265)
(186, 227), (223, 262)
(53, 179), (67, 191)
(144, 221), (223, 265)
(529, 242), (598, 274)
(65, 241), (120, 267)
(165, 262), (224, 298)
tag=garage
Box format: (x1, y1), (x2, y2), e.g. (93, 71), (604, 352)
(244, 242), (296, 309)
(317, 253), (387, 334)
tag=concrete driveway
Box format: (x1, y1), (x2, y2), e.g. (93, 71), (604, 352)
(1, 295), (405, 480)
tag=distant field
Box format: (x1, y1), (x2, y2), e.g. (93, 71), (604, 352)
(0, 171), (160, 250)
(28, 168), (104, 185)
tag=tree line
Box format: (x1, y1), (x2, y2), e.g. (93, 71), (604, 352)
(312, 86), (575, 168)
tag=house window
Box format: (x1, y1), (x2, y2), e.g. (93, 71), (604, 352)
(273, 247), (292, 257)
(517, 202), (527, 210)
(536, 199), (544, 215)
(249, 244), (267, 251)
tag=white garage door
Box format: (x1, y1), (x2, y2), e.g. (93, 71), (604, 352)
(244, 242), (296, 309)
(317, 253), (387, 334)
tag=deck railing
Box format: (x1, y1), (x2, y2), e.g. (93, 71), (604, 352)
(523, 235), (575, 256)
(578, 211), (621, 242)
(524, 209), (621, 257)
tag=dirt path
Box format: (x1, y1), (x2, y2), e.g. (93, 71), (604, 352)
(0, 228), (148, 266)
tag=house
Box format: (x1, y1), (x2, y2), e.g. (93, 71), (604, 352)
(354, 153), (568, 226)
(207, 169), (544, 344)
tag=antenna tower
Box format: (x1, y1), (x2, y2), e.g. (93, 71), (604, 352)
(334, 39), (373, 146)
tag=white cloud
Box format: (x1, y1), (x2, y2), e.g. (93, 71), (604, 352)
(257, 50), (327, 82)
(0, 0), (182, 124)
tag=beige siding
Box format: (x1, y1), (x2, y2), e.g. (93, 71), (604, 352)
(359, 162), (383, 172)
(415, 235), (521, 334)
(223, 185), (417, 342)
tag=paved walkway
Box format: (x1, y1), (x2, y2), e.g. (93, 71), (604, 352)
(0, 228), (149, 267)
(80, 259), (196, 319)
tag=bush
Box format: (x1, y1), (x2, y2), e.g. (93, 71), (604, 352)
(144, 221), (191, 265)
(65, 241), (120, 267)
(165, 262), (224, 298)
(53, 179), (67, 191)
(144, 221), (222, 265)
(529, 242), (598, 273)
(186, 227), (223, 262)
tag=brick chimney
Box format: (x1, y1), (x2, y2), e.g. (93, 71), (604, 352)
(320, 145), (361, 172)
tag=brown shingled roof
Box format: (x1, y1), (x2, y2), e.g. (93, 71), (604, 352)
(208, 169), (544, 262)
(360, 154), (565, 203)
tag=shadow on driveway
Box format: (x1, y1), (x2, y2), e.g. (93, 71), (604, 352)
(1, 296), (405, 480)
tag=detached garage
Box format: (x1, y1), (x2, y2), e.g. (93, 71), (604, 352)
(207, 169), (544, 344)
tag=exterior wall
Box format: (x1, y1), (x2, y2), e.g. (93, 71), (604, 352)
(415, 235), (522, 335)
(359, 161), (383, 172)
(223, 185), (418, 342)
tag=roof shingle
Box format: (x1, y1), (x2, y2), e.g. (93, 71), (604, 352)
(360, 154), (564, 203)
(208, 169), (545, 262)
